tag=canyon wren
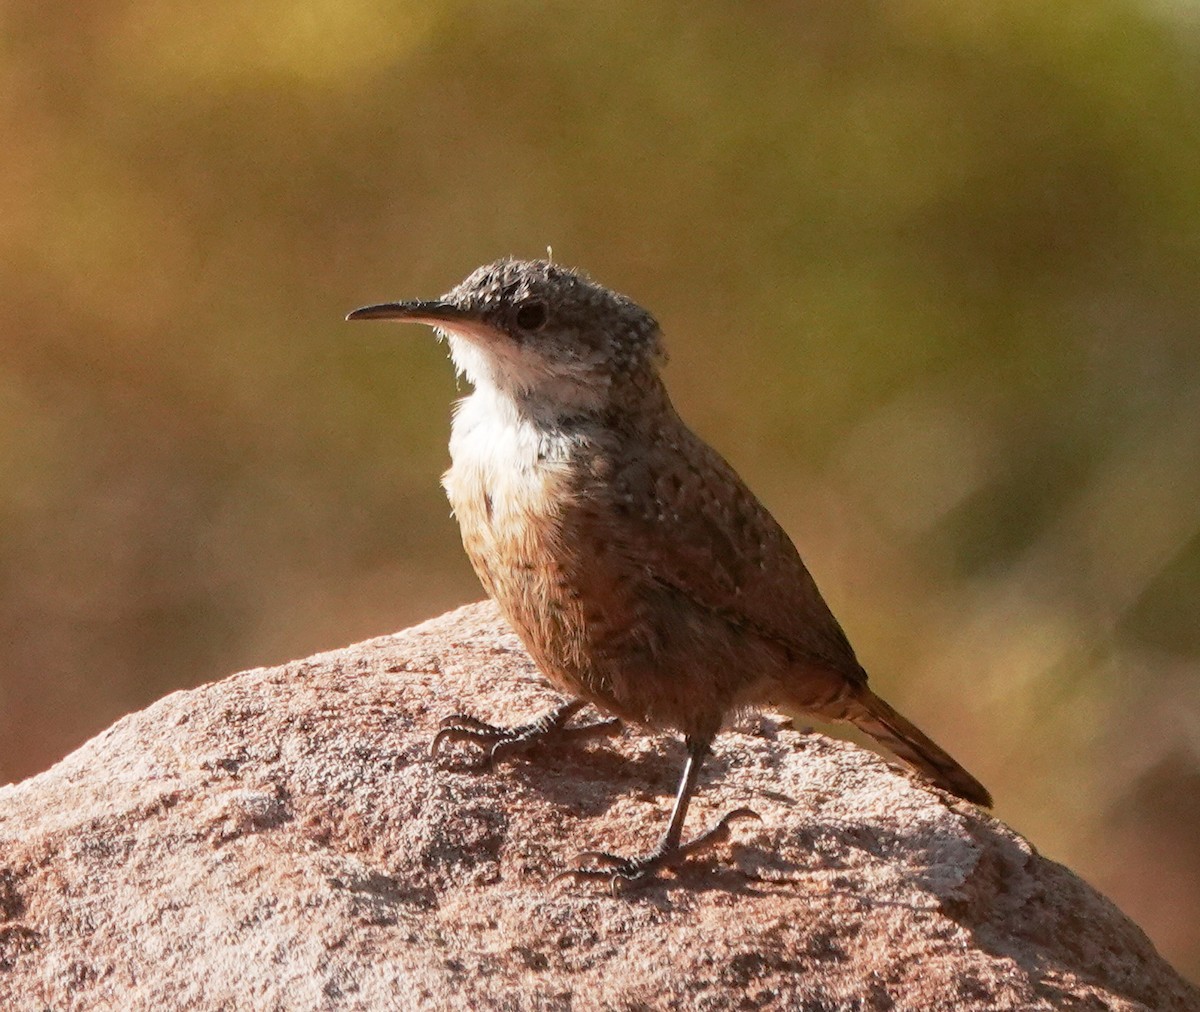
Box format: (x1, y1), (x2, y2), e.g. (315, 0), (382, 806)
(348, 258), (991, 887)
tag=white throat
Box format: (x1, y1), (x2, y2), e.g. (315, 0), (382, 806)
(443, 331), (609, 423)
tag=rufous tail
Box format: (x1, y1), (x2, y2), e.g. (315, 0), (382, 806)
(846, 688), (992, 808)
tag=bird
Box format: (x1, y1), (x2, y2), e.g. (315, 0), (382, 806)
(347, 258), (992, 887)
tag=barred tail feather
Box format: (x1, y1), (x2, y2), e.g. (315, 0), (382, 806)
(849, 689), (992, 808)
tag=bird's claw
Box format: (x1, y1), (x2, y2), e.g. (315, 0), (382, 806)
(430, 706), (620, 767)
(551, 807), (762, 892)
(430, 715), (508, 767)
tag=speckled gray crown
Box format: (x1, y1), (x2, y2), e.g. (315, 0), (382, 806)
(444, 258), (665, 367)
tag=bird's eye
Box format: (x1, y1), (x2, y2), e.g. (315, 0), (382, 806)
(515, 300), (548, 331)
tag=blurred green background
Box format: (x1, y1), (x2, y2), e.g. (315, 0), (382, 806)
(3, 0), (1198, 981)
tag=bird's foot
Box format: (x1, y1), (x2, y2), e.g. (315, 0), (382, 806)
(553, 807), (761, 892)
(430, 700), (620, 768)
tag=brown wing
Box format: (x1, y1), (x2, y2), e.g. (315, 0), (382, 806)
(573, 412), (865, 682)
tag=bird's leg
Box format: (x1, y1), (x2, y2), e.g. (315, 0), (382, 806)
(430, 698), (620, 767)
(555, 735), (760, 890)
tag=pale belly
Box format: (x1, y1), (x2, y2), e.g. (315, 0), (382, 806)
(442, 398), (595, 695)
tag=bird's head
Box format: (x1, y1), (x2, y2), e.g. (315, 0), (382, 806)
(348, 258), (665, 417)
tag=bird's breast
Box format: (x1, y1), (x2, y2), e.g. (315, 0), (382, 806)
(441, 395), (602, 696)
(442, 396), (578, 599)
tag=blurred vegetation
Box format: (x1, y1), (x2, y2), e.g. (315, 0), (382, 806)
(2, 0), (1198, 981)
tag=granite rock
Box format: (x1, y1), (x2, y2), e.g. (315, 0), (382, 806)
(0, 601), (1195, 1011)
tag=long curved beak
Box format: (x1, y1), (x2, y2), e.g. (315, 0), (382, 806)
(345, 300), (472, 325)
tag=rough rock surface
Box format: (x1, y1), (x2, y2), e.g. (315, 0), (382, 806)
(0, 601), (1195, 1011)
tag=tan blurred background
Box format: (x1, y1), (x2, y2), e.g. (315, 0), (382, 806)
(2, 0), (1198, 981)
